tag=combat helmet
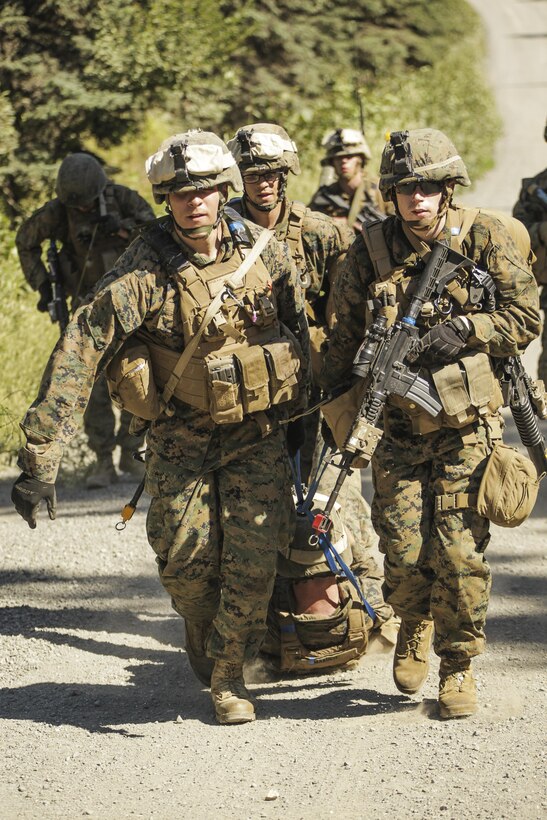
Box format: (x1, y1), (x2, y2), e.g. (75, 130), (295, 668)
(228, 123), (300, 177)
(379, 128), (471, 201)
(321, 128), (372, 166)
(146, 130), (242, 204)
(55, 153), (107, 208)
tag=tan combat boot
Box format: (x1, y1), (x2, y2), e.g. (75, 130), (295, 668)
(438, 659), (477, 719)
(210, 661), (255, 725)
(184, 619), (214, 686)
(86, 454), (117, 490)
(393, 618), (434, 694)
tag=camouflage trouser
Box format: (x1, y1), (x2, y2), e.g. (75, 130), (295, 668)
(538, 286), (547, 384)
(371, 421), (493, 662)
(297, 405), (393, 626)
(146, 429), (293, 664)
(83, 372), (144, 457)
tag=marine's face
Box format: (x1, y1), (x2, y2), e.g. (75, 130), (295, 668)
(333, 154), (363, 181)
(395, 181), (444, 228)
(167, 186), (221, 232)
(242, 170), (281, 209)
(71, 200), (97, 213)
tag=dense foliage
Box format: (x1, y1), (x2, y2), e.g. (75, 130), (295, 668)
(1, 0), (496, 219)
(0, 0), (500, 459)
(0, 0), (245, 218)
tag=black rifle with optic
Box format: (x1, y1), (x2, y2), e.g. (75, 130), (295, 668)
(312, 240), (481, 537)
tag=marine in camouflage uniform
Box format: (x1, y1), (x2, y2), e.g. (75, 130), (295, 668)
(309, 128), (392, 234)
(512, 120), (547, 385)
(11, 130), (310, 726)
(228, 122), (397, 673)
(320, 129), (540, 717)
(15, 153), (155, 487)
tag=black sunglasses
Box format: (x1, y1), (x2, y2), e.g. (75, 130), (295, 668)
(395, 180), (444, 196)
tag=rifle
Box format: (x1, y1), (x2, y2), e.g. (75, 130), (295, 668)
(46, 239), (69, 331)
(498, 356), (547, 477)
(359, 201), (387, 226)
(312, 188), (386, 227)
(312, 240), (479, 537)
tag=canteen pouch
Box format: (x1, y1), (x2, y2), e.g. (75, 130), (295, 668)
(477, 443), (539, 527)
(106, 336), (162, 420)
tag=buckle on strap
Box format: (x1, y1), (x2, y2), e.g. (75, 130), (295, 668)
(435, 492), (478, 512)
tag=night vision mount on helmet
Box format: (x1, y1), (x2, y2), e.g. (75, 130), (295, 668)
(228, 123), (301, 176)
(379, 129), (471, 201)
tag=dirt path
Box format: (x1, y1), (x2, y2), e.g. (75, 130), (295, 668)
(1, 3), (546, 818)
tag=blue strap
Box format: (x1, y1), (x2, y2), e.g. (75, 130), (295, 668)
(288, 453), (377, 623)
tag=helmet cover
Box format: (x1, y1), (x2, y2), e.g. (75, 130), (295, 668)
(146, 130), (242, 203)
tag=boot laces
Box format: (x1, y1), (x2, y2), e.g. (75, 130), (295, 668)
(405, 622), (428, 656)
(213, 663), (248, 699)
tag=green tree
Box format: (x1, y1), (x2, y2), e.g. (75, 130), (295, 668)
(0, 0), (245, 222)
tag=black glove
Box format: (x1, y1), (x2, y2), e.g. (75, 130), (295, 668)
(286, 418), (306, 458)
(97, 213), (122, 235)
(36, 281), (53, 313)
(320, 418), (336, 450)
(406, 318), (471, 367)
(11, 473), (57, 530)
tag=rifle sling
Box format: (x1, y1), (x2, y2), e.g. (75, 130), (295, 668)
(347, 180), (367, 229)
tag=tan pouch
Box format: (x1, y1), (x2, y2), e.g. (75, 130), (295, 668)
(477, 443), (540, 527)
(106, 337), (162, 420)
(206, 355), (243, 424)
(431, 351), (501, 427)
(264, 337), (301, 405)
(234, 346), (270, 414)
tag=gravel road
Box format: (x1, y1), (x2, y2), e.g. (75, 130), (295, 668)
(1, 2), (546, 818)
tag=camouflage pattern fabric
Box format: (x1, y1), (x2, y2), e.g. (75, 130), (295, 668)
(146, 428), (293, 663)
(231, 194), (395, 646)
(84, 373), (141, 457)
(17, 216), (309, 665)
(320, 209), (540, 662)
(308, 174), (390, 234)
(16, 181), (155, 297)
(513, 167), (547, 382)
(372, 421), (492, 661)
(229, 197), (354, 306)
(18, 217), (309, 479)
(15, 180), (154, 459)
